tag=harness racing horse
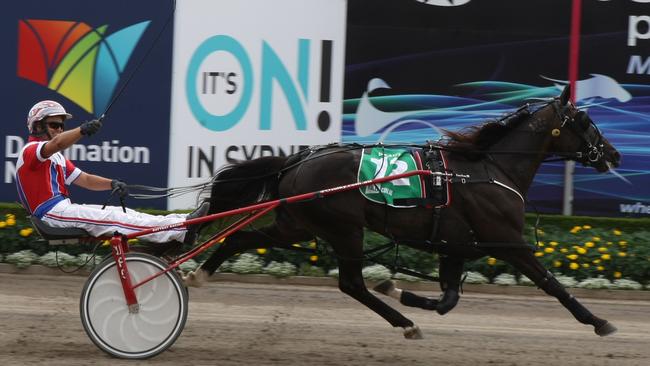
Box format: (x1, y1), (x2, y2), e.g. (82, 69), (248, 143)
(185, 86), (621, 339)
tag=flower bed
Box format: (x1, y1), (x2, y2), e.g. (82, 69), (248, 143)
(1, 205), (649, 290)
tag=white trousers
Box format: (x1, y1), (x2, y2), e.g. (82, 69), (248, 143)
(42, 199), (188, 243)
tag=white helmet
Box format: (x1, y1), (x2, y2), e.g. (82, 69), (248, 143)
(27, 100), (72, 133)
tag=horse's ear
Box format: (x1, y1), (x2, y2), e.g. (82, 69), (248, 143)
(559, 84), (571, 105)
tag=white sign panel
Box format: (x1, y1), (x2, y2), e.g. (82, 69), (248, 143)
(168, 0), (347, 209)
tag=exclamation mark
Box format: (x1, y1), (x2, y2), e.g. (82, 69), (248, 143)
(188, 146), (194, 178)
(317, 40), (332, 131)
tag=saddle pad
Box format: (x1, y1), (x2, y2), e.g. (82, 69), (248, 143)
(358, 147), (424, 208)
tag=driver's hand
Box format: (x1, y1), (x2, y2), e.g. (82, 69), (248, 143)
(110, 179), (129, 199)
(80, 119), (103, 136)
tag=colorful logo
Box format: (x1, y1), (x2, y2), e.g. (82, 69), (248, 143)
(17, 19), (150, 115)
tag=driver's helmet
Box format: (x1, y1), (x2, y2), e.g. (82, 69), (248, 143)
(27, 100), (72, 133)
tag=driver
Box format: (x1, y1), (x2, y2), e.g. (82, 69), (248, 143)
(15, 100), (209, 245)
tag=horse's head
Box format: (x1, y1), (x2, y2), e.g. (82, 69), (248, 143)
(548, 85), (621, 172)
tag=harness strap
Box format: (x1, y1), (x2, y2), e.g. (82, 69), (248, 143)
(491, 179), (525, 205)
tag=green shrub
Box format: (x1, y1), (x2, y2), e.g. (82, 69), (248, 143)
(263, 261), (296, 277)
(38, 252), (77, 267)
(5, 250), (39, 268)
(2, 204), (649, 285)
(298, 263), (326, 277)
(230, 253), (263, 274)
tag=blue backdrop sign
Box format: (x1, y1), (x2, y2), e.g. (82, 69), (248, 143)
(1, 0), (174, 209)
(343, 0), (650, 217)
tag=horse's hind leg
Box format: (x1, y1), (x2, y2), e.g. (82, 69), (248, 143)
(338, 257), (423, 339)
(374, 255), (463, 315)
(184, 224), (312, 287)
(322, 227), (422, 339)
(495, 248), (617, 336)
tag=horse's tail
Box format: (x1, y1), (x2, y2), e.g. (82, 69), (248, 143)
(208, 156), (289, 213)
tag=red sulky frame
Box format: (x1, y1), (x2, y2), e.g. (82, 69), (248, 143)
(108, 170), (445, 309)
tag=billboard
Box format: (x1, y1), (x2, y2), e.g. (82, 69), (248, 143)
(343, 0), (650, 217)
(168, 0), (348, 209)
(1, 0), (175, 209)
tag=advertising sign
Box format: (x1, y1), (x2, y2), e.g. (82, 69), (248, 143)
(343, 0), (650, 216)
(168, 0), (347, 209)
(1, 0), (174, 209)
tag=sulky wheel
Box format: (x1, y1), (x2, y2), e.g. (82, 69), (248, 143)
(79, 253), (188, 359)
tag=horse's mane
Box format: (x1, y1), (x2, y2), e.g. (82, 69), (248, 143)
(441, 104), (535, 158)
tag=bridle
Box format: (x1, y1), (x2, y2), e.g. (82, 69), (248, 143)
(551, 99), (606, 166)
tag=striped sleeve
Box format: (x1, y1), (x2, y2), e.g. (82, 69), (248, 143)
(64, 158), (82, 185)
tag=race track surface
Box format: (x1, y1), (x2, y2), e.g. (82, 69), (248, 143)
(0, 273), (648, 366)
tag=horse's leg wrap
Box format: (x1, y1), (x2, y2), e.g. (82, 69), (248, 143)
(435, 289), (460, 315)
(400, 291), (439, 310)
(436, 255), (463, 315)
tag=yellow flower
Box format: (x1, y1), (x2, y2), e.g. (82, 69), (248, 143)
(584, 241), (595, 248)
(308, 241), (317, 248)
(613, 271), (622, 279)
(576, 247), (587, 255)
(292, 243), (301, 248)
(6, 218), (16, 226)
(613, 229), (622, 236)
(5, 213), (15, 219)
(127, 238), (139, 244)
(569, 262), (580, 270)
(101, 240), (110, 246)
(309, 255), (318, 262)
(487, 257), (497, 265)
(538, 242), (545, 247)
(592, 259), (601, 264)
(592, 236), (600, 242)
(549, 241), (559, 246)
(597, 247), (608, 253)
(19, 228), (33, 237)
(536, 229), (545, 235)
(535, 251), (544, 257)
(597, 266), (605, 271)
(566, 254), (578, 260)
(256, 248), (267, 255)
(618, 241), (627, 246)
(570, 226), (581, 234)
(618, 252), (627, 257)
(544, 247), (554, 253)
(553, 260), (562, 268)
(601, 254), (611, 260)
(582, 225), (592, 229)
(0, 221), (6, 228)
(582, 263), (590, 268)
(560, 248), (569, 253)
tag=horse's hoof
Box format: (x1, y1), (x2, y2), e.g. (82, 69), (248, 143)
(595, 321), (618, 337)
(403, 325), (423, 340)
(183, 269), (208, 288)
(373, 279), (395, 295)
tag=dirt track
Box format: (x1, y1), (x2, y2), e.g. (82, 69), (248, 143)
(0, 273), (649, 366)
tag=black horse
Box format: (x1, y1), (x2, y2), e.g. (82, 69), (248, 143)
(184, 86), (620, 338)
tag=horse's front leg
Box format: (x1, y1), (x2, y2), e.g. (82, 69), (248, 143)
(494, 248), (617, 336)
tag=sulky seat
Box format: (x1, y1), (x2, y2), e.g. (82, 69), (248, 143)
(29, 216), (92, 245)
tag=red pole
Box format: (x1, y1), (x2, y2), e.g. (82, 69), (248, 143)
(568, 0), (582, 103)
